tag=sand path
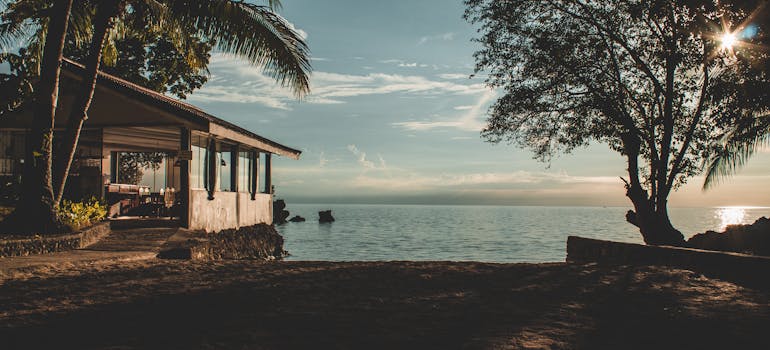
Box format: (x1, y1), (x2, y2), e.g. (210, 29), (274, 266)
(0, 260), (768, 349)
(0, 226), (178, 280)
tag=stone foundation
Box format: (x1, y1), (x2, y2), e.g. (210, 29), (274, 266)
(159, 224), (286, 260)
(0, 222), (111, 258)
(567, 236), (770, 290)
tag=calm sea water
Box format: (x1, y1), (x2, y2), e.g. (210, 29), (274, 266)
(275, 204), (770, 263)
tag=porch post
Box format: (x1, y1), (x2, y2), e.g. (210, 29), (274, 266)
(230, 145), (238, 192)
(109, 151), (118, 183)
(250, 151), (258, 200)
(179, 127), (191, 228)
(205, 137), (217, 200)
(264, 153), (272, 194)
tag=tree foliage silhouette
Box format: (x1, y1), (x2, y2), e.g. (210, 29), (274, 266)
(465, 0), (770, 245)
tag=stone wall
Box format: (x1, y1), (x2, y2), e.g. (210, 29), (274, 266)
(159, 224), (286, 260)
(0, 221), (111, 257)
(567, 236), (770, 290)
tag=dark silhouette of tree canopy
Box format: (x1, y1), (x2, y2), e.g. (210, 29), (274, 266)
(465, 0), (770, 245)
(63, 7), (213, 100)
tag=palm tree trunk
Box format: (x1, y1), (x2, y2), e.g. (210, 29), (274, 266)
(1, 0), (74, 234)
(53, 0), (123, 206)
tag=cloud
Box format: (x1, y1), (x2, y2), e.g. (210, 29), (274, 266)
(312, 57), (331, 62)
(392, 89), (495, 131)
(187, 54), (488, 110)
(453, 105), (473, 110)
(285, 21), (308, 40)
(379, 59), (403, 64)
(418, 32), (456, 45)
(347, 144), (375, 169)
(319, 151), (329, 167)
(381, 59), (430, 69)
(438, 73), (469, 80)
(346, 170), (619, 192)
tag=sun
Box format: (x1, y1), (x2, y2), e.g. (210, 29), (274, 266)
(720, 32), (738, 51)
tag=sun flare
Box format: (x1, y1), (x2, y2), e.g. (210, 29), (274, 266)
(720, 32), (738, 51)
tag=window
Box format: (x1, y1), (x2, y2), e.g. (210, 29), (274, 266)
(190, 134), (208, 189)
(258, 153), (267, 193)
(237, 151), (252, 193)
(218, 146), (233, 192)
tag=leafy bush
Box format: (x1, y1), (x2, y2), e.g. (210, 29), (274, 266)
(57, 197), (107, 231)
(0, 206), (12, 221)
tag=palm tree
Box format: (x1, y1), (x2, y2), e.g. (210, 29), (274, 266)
(0, 0), (73, 234)
(703, 115), (770, 190)
(1, 0), (311, 233)
(53, 0), (311, 205)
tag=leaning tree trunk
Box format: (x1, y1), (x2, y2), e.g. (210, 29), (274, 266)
(0, 0), (74, 234)
(53, 0), (123, 206)
(622, 134), (685, 246)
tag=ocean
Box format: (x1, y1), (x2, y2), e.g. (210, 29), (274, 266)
(275, 204), (770, 263)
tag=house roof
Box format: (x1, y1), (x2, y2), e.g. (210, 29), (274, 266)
(61, 58), (301, 160)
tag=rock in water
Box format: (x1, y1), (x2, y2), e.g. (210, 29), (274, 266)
(319, 210), (335, 223)
(273, 199), (290, 225)
(289, 215), (306, 222)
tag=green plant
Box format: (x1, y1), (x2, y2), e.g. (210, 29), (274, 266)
(57, 197), (106, 231)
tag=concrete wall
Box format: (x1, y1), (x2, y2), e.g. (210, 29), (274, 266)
(567, 236), (770, 290)
(189, 189), (272, 232)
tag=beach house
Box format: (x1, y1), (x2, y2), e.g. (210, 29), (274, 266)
(0, 59), (300, 232)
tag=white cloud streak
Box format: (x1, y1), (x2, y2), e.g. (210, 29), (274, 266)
(347, 144), (375, 169)
(392, 89), (495, 132)
(438, 73), (469, 80)
(187, 54), (488, 110)
(418, 32), (456, 45)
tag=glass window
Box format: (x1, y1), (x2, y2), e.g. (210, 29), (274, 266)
(237, 151), (252, 193)
(258, 153), (267, 193)
(218, 146), (232, 192)
(190, 134), (207, 189)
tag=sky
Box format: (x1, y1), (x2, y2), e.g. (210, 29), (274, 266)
(184, 0), (770, 208)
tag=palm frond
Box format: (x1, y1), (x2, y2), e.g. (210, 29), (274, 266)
(0, 0), (43, 53)
(703, 114), (770, 190)
(162, 0), (311, 96)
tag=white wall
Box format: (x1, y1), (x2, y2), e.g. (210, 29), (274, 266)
(189, 190), (272, 232)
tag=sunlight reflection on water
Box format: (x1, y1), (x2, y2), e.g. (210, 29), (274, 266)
(716, 207), (746, 230)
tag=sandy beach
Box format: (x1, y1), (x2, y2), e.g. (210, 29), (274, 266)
(1, 259), (768, 349)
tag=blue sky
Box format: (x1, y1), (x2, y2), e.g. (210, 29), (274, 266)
(185, 0), (770, 207)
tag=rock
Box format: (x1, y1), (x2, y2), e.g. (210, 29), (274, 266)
(158, 224), (287, 260)
(687, 216), (770, 256)
(289, 215), (306, 222)
(273, 199), (290, 225)
(319, 210), (335, 223)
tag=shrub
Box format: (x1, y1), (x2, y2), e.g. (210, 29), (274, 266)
(58, 197), (107, 231)
(0, 206), (12, 221)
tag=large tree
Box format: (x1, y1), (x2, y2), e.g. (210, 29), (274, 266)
(465, 0), (770, 245)
(0, 0), (311, 234)
(0, 0), (73, 233)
